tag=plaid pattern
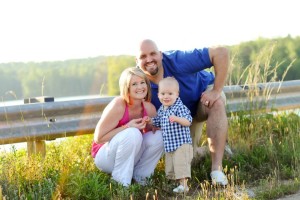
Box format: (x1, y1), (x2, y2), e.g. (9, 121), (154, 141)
(152, 98), (192, 152)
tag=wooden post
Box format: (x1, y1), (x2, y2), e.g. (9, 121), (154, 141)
(27, 140), (46, 157)
(35, 140), (46, 157)
(27, 141), (35, 157)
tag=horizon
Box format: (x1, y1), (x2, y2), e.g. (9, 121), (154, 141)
(0, 35), (297, 65)
(1, 0), (299, 63)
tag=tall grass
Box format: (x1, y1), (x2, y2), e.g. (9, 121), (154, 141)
(1, 43), (300, 199)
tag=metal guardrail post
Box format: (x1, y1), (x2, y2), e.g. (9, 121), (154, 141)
(223, 80), (300, 113)
(23, 96), (54, 157)
(0, 80), (299, 155)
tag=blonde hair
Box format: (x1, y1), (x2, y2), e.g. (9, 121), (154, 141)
(119, 67), (151, 104)
(159, 77), (179, 92)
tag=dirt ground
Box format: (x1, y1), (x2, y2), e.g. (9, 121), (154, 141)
(276, 190), (300, 200)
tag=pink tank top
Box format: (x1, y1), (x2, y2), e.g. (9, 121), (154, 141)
(91, 102), (148, 158)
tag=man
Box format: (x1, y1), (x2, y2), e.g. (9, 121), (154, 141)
(135, 39), (229, 186)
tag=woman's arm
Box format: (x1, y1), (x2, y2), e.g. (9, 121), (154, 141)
(93, 97), (126, 144)
(143, 102), (160, 132)
(144, 101), (157, 117)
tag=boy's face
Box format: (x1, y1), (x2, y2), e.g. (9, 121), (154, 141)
(158, 83), (179, 107)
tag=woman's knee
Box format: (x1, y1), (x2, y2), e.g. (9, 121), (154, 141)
(143, 130), (163, 147)
(123, 127), (143, 147)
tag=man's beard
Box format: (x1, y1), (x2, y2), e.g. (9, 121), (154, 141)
(148, 66), (159, 76)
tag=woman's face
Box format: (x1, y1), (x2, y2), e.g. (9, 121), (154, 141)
(128, 75), (148, 100)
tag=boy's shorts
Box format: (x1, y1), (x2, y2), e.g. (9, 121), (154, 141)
(165, 143), (193, 180)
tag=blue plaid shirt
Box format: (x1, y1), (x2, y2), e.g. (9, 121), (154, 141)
(152, 97), (193, 152)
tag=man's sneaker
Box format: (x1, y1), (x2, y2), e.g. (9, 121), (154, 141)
(210, 170), (228, 186)
(173, 185), (189, 193)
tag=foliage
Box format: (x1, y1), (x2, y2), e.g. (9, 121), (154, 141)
(107, 55), (135, 95)
(0, 56), (110, 101)
(1, 35), (300, 101)
(228, 35), (299, 85)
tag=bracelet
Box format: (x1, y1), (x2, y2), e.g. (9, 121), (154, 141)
(123, 123), (130, 128)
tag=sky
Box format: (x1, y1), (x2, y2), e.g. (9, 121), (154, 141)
(0, 0), (299, 63)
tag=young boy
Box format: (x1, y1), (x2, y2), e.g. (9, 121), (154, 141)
(145, 77), (193, 193)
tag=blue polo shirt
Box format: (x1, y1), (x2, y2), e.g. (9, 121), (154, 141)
(152, 98), (193, 153)
(150, 48), (215, 116)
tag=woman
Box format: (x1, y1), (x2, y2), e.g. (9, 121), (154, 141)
(91, 67), (164, 186)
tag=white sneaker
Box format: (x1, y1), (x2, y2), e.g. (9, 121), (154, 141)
(210, 170), (228, 186)
(173, 185), (189, 193)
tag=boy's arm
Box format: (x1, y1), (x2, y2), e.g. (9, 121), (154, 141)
(169, 115), (191, 126)
(169, 104), (193, 126)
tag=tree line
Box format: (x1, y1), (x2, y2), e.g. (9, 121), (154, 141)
(0, 35), (299, 101)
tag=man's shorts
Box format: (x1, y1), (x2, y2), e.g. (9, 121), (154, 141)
(194, 85), (226, 122)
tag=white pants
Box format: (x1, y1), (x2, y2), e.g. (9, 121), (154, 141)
(94, 127), (164, 186)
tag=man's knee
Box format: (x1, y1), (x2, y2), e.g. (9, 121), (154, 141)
(212, 98), (226, 111)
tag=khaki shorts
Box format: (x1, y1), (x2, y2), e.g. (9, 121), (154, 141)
(194, 85), (226, 122)
(165, 144), (193, 180)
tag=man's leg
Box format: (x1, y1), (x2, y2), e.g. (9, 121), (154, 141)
(195, 85), (228, 169)
(205, 98), (229, 186)
(205, 98), (228, 171)
(195, 86), (229, 185)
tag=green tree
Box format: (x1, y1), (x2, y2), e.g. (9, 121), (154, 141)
(107, 55), (135, 95)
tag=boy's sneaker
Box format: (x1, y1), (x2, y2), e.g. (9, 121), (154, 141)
(210, 170), (228, 186)
(173, 185), (189, 193)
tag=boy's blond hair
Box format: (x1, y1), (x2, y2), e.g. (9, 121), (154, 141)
(159, 77), (179, 93)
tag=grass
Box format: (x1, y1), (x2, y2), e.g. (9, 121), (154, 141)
(0, 109), (299, 199)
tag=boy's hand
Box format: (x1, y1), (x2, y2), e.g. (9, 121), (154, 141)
(169, 115), (177, 123)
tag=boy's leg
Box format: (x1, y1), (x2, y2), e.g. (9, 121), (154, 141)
(190, 121), (208, 157)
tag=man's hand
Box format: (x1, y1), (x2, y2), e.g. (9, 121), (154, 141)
(201, 89), (221, 108)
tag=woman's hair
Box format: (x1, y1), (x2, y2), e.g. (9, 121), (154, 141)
(119, 67), (151, 104)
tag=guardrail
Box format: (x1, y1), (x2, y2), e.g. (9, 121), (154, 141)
(1, 80), (300, 155)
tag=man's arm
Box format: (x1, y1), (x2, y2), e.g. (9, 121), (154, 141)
(209, 46), (229, 94)
(201, 47), (229, 107)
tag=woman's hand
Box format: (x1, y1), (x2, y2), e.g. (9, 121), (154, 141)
(128, 118), (146, 129)
(142, 116), (151, 123)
